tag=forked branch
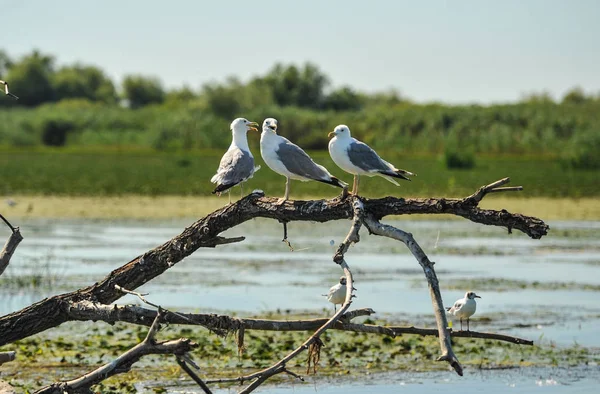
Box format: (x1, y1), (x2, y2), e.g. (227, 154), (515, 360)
(362, 215), (463, 375)
(35, 309), (197, 394)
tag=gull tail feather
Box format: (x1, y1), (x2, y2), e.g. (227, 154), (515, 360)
(317, 176), (347, 189)
(378, 169), (413, 182)
(212, 183), (236, 194)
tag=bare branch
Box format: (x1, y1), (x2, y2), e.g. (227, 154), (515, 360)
(0, 351), (16, 365)
(363, 215), (464, 376)
(176, 357), (212, 394)
(35, 310), (197, 394)
(0, 215), (23, 277)
(66, 302), (531, 345)
(0, 178), (548, 346)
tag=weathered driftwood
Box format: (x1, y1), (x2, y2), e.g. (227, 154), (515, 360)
(66, 302), (533, 345)
(0, 178), (543, 393)
(0, 214), (23, 277)
(0, 178), (547, 347)
(35, 309), (198, 394)
(363, 215), (463, 374)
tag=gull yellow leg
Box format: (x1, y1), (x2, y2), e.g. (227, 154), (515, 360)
(276, 177), (290, 205)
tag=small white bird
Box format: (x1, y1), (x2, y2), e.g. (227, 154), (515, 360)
(328, 125), (415, 195)
(322, 276), (356, 312)
(261, 118), (347, 204)
(446, 291), (481, 331)
(211, 118), (260, 203)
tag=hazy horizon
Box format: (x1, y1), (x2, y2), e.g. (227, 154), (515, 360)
(2, 0), (599, 104)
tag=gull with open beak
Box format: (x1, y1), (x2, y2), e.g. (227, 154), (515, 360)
(260, 118), (347, 204)
(211, 118), (260, 203)
(0, 80), (19, 100)
(328, 125), (415, 195)
(446, 291), (481, 331)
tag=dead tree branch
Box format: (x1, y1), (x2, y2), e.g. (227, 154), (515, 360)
(65, 302), (532, 345)
(362, 215), (463, 376)
(35, 309), (197, 394)
(0, 214), (23, 277)
(234, 199), (364, 393)
(0, 178), (546, 346)
(176, 356), (212, 394)
(0, 351), (16, 366)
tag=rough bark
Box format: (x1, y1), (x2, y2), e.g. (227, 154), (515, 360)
(0, 179), (547, 346)
(0, 214), (23, 277)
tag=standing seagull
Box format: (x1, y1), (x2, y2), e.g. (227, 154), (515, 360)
(328, 125), (415, 195)
(322, 276), (356, 312)
(446, 291), (481, 331)
(211, 118), (260, 203)
(0, 80), (19, 100)
(261, 118), (347, 203)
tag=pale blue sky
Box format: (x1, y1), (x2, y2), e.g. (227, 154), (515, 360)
(2, 0), (599, 103)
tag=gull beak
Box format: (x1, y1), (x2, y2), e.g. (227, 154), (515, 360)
(328, 131), (336, 138)
(247, 121), (259, 132)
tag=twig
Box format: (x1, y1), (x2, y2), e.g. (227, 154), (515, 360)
(176, 356), (212, 394)
(0, 214), (16, 232)
(466, 177), (523, 204)
(363, 215), (464, 376)
(114, 284), (194, 325)
(281, 221), (294, 251)
(35, 309), (197, 394)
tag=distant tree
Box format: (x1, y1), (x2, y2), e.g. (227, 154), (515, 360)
(562, 87), (588, 105)
(366, 89), (406, 106)
(122, 75), (165, 108)
(53, 64), (117, 104)
(164, 85), (197, 105)
(520, 91), (555, 104)
(323, 86), (363, 111)
(4, 50), (56, 106)
(263, 63), (330, 109)
(202, 79), (241, 119)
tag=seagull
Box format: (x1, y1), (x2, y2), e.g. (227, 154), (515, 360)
(322, 276), (357, 312)
(328, 125), (415, 195)
(446, 291), (481, 331)
(260, 118), (347, 203)
(0, 80), (19, 100)
(211, 118), (260, 203)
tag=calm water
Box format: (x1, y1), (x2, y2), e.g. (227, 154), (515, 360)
(1, 217), (599, 392)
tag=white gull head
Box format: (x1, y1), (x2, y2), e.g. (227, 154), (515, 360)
(230, 118), (258, 135)
(262, 118), (279, 134)
(328, 124), (351, 139)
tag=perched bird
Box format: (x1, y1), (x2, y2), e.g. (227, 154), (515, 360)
(211, 118), (260, 203)
(0, 80), (19, 100)
(260, 118), (347, 203)
(446, 291), (481, 331)
(328, 125), (415, 195)
(322, 276), (356, 312)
